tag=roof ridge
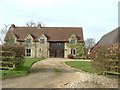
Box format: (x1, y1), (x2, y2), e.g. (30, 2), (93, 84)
(101, 28), (118, 39)
(15, 26), (82, 29)
(96, 27), (118, 46)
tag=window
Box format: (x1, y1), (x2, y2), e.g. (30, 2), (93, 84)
(26, 39), (31, 44)
(10, 38), (16, 45)
(26, 49), (31, 56)
(40, 39), (45, 44)
(71, 49), (76, 55)
(70, 39), (76, 44)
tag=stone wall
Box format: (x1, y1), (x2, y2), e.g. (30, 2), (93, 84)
(35, 42), (48, 58)
(14, 34), (49, 58)
(11, 34), (82, 58)
(64, 43), (71, 58)
(24, 34), (35, 58)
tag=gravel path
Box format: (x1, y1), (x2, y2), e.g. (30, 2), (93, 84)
(2, 58), (118, 88)
(64, 72), (118, 88)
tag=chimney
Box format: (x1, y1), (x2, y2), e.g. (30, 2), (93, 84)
(38, 24), (42, 29)
(11, 24), (15, 28)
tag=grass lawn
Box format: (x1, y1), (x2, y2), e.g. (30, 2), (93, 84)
(65, 61), (98, 74)
(2, 58), (45, 79)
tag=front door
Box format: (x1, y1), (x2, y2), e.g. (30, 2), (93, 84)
(49, 42), (64, 58)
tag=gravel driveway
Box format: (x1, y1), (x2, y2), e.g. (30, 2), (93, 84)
(2, 58), (118, 88)
(2, 58), (80, 88)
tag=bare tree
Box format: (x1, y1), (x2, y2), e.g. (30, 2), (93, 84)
(85, 38), (96, 49)
(0, 24), (9, 44)
(26, 20), (35, 27)
(85, 38), (96, 56)
(26, 20), (45, 27)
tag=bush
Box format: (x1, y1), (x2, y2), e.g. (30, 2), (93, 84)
(2, 45), (25, 57)
(15, 57), (25, 68)
(92, 44), (119, 74)
(67, 54), (74, 59)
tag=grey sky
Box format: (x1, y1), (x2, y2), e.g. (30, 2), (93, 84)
(0, 0), (119, 43)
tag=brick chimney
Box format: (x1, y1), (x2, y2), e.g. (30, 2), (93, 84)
(38, 24), (42, 29)
(11, 24), (15, 28)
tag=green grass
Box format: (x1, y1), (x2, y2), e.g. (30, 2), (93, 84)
(65, 61), (98, 73)
(2, 58), (45, 79)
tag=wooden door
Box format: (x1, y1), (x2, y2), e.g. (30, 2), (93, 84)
(49, 42), (64, 58)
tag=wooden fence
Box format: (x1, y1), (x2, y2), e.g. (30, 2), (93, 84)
(104, 59), (120, 76)
(0, 51), (15, 70)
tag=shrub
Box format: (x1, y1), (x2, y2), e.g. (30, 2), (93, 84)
(89, 45), (102, 59)
(2, 45), (25, 57)
(67, 54), (74, 59)
(92, 44), (119, 74)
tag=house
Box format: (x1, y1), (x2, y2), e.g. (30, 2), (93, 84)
(90, 27), (119, 58)
(5, 24), (84, 58)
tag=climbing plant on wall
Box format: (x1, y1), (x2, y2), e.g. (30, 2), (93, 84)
(67, 42), (85, 59)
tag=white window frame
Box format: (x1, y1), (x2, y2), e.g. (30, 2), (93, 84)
(25, 39), (32, 45)
(70, 39), (77, 44)
(39, 38), (45, 44)
(71, 49), (76, 55)
(25, 49), (32, 57)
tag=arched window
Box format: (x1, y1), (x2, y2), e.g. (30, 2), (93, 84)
(71, 49), (76, 55)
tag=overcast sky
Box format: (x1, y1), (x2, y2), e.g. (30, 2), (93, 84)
(0, 0), (119, 43)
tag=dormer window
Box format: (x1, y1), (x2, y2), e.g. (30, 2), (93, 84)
(10, 38), (16, 45)
(26, 39), (31, 44)
(70, 39), (76, 44)
(69, 34), (78, 44)
(40, 39), (45, 44)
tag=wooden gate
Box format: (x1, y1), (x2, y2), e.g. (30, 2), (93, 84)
(49, 42), (64, 58)
(0, 51), (15, 70)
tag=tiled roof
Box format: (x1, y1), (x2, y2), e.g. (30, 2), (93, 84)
(89, 27), (119, 58)
(96, 27), (119, 46)
(5, 25), (84, 42)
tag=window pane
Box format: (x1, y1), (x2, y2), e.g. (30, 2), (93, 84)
(73, 49), (76, 54)
(71, 49), (76, 55)
(26, 49), (28, 55)
(71, 49), (72, 54)
(26, 49), (31, 56)
(70, 39), (76, 44)
(26, 39), (31, 44)
(40, 39), (45, 44)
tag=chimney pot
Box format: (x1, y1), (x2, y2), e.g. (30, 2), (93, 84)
(38, 24), (42, 29)
(11, 24), (15, 28)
